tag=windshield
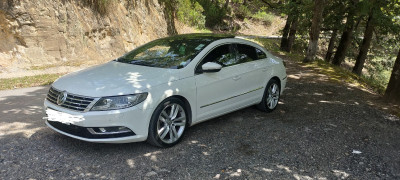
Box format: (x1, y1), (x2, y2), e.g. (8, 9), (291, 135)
(116, 37), (214, 69)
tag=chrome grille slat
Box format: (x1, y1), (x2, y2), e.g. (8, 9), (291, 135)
(63, 101), (87, 108)
(60, 104), (85, 110)
(66, 97), (92, 103)
(68, 95), (94, 101)
(47, 98), (57, 104)
(46, 87), (95, 112)
(47, 93), (58, 100)
(49, 88), (58, 94)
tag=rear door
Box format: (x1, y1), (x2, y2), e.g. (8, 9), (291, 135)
(233, 44), (270, 104)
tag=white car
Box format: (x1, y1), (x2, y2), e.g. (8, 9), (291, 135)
(44, 34), (287, 147)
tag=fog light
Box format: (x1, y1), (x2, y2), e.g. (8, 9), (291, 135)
(87, 126), (132, 135)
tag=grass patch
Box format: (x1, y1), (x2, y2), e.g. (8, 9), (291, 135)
(29, 64), (60, 71)
(251, 11), (275, 26)
(194, 28), (213, 33)
(0, 74), (65, 90)
(29, 61), (85, 71)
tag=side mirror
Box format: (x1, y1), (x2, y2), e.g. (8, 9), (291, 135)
(201, 62), (222, 73)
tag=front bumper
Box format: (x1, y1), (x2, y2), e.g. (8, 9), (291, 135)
(44, 99), (153, 143)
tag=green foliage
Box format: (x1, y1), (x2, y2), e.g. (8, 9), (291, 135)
(237, 5), (251, 19)
(252, 11), (275, 26)
(196, 0), (229, 27)
(177, 0), (206, 28)
(175, 0), (228, 28)
(252, 38), (388, 94)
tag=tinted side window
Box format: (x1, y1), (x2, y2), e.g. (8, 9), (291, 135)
(256, 48), (267, 59)
(202, 44), (238, 67)
(237, 44), (258, 64)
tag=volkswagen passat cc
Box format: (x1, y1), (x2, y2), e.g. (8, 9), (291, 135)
(44, 34), (287, 147)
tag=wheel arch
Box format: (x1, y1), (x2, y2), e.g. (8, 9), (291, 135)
(270, 76), (281, 89)
(168, 95), (193, 126)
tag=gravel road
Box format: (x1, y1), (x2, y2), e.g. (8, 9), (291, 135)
(1, 59), (399, 179)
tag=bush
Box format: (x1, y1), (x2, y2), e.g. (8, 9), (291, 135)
(252, 11), (275, 26)
(236, 5), (251, 19)
(176, 0), (228, 28)
(197, 0), (229, 28)
(177, 0), (206, 28)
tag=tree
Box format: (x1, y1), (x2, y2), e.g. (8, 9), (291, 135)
(325, 29), (337, 62)
(287, 15), (299, 52)
(352, 0), (397, 75)
(159, 0), (178, 35)
(384, 48), (400, 103)
(322, 1), (347, 62)
(303, 0), (325, 63)
(280, 0), (300, 52)
(280, 15), (292, 51)
(331, 0), (359, 66)
(352, 10), (375, 75)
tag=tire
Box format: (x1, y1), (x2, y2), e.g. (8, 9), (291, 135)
(147, 97), (188, 147)
(257, 79), (280, 112)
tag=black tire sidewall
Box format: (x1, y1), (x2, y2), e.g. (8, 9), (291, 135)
(147, 97), (188, 147)
(258, 79), (280, 112)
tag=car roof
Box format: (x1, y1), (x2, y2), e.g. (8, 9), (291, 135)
(161, 33), (236, 41)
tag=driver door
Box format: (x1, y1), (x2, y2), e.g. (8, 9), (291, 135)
(195, 44), (244, 122)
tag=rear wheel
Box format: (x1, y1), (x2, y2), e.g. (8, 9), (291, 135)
(147, 97), (188, 147)
(257, 79), (280, 112)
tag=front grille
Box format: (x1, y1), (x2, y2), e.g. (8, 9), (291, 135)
(47, 87), (95, 112)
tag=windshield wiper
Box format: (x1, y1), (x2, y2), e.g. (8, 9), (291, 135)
(128, 60), (156, 67)
(115, 57), (130, 62)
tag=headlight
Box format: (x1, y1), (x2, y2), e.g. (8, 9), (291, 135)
(90, 93), (148, 111)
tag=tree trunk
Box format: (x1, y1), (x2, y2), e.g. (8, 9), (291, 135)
(303, 0), (325, 63)
(325, 29), (337, 62)
(384, 48), (400, 103)
(225, 0), (229, 8)
(280, 14), (292, 51)
(159, 0), (177, 35)
(287, 15), (299, 52)
(352, 12), (374, 75)
(331, 1), (358, 66)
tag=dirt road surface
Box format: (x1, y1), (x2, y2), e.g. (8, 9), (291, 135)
(1, 59), (399, 179)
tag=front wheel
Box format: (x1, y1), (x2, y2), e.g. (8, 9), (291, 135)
(147, 97), (188, 147)
(257, 79), (280, 112)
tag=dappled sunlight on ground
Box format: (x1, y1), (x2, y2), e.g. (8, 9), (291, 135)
(282, 56), (400, 119)
(2, 105), (42, 115)
(0, 86), (48, 139)
(0, 122), (44, 138)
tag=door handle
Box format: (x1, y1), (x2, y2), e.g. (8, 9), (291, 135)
(262, 68), (268, 72)
(233, 76), (241, 81)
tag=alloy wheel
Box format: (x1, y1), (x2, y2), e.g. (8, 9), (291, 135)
(157, 103), (186, 144)
(266, 83), (280, 109)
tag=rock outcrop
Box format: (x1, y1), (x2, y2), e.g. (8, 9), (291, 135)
(0, 0), (170, 74)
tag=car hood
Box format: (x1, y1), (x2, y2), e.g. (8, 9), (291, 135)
(52, 61), (180, 97)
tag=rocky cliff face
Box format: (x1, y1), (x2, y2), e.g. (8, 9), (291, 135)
(0, 0), (170, 74)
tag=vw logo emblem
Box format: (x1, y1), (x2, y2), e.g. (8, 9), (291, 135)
(57, 91), (68, 105)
